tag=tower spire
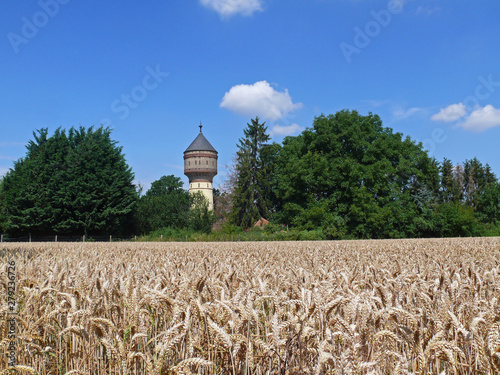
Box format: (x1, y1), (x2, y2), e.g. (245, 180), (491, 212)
(184, 125), (218, 211)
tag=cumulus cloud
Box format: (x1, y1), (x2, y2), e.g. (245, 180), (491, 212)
(220, 81), (303, 120)
(431, 103), (467, 122)
(432, 103), (500, 132)
(270, 123), (304, 137)
(200, 0), (263, 17)
(460, 105), (500, 132)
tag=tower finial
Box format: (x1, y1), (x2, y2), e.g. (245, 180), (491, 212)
(199, 122), (203, 133)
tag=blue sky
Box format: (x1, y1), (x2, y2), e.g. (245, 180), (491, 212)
(1, 0), (499, 190)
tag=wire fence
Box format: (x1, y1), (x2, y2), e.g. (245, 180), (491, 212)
(0, 234), (138, 243)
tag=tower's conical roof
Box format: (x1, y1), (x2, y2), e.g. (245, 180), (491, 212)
(184, 125), (217, 153)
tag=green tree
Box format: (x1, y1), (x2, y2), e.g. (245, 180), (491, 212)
(214, 157), (238, 228)
(230, 117), (277, 229)
(147, 175), (184, 197)
(0, 176), (7, 234)
(189, 191), (216, 233)
(274, 110), (440, 239)
(431, 202), (482, 237)
(475, 181), (500, 225)
(1, 127), (137, 237)
(135, 175), (190, 234)
(135, 175), (215, 234)
(463, 157), (497, 208)
(439, 158), (463, 203)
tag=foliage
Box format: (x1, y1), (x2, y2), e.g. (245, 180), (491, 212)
(439, 158), (463, 203)
(0, 177), (7, 233)
(475, 181), (500, 225)
(134, 175), (190, 234)
(213, 156), (238, 228)
(431, 202), (483, 237)
(135, 176), (215, 235)
(147, 174), (184, 197)
(229, 117), (278, 229)
(0, 127), (136, 236)
(273, 110), (440, 239)
(2, 110), (499, 240)
(437, 157), (499, 232)
(189, 191), (216, 233)
(462, 157), (497, 208)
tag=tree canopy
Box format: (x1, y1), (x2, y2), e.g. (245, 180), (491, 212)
(218, 110), (500, 238)
(134, 175), (190, 233)
(1, 112), (498, 240)
(134, 175), (215, 235)
(0, 127), (136, 237)
(271, 110), (440, 238)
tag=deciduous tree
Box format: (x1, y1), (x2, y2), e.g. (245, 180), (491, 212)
(273, 110), (440, 238)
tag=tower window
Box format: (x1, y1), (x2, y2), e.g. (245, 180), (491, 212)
(207, 183), (209, 188)
(198, 183), (200, 187)
(206, 161), (208, 165)
(195, 160), (197, 165)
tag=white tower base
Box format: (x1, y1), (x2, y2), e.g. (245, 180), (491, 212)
(189, 180), (214, 210)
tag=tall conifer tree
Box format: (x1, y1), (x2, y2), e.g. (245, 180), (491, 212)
(1, 126), (137, 237)
(230, 117), (273, 228)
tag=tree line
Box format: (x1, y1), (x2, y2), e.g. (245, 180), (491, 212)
(1, 111), (499, 239)
(0, 127), (212, 238)
(223, 111), (500, 238)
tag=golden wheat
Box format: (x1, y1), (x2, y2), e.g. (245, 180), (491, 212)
(0, 237), (499, 374)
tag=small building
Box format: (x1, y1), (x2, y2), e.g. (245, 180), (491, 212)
(184, 124), (218, 210)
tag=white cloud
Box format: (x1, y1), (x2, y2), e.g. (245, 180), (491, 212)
(431, 103), (467, 122)
(393, 107), (422, 120)
(200, 0), (263, 17)
(460, 105), (500, 132)
(220, 81), (303, 120)
(270, 123), (304, 137)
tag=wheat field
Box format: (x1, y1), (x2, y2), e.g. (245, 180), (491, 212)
(1, 238), (500, 374)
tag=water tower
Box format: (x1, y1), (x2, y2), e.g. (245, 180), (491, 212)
(184, 124), (218, 210)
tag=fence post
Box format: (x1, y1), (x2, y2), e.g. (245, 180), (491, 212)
(55, 235), (57, 243)
(134, 235), (137, 241)
(83, 235), (85, 242)
(161, 234), (163, 240)
(29, 234), (32, 243)
(1, 234), (3, 242)
(110, 235), (112, 242)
